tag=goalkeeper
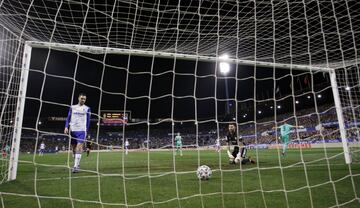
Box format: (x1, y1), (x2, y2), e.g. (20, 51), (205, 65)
(226, 123), (254, 164)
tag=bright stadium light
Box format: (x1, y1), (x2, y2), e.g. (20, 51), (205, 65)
(317, 94), (322, 98)
(345, 86), (350, 91)
(219, 54), (230, 75)
(270, 106), (273, 109)
(258, 110), (262, 114)
(307, 95), (311, 99)
(277, 105), (281, 109)
(296, 100), (299, 104)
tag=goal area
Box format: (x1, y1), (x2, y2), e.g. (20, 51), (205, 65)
(0, 1), (359, 208)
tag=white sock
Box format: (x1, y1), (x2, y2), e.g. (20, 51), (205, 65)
(74, 154), (78, 168)
(74, 153), (82, 168)
(77, 153), (82, 168)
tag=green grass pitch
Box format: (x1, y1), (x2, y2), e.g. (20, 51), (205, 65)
(0, 148), (359, 208)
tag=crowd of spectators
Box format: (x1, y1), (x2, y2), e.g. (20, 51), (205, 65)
(18, 104), (360, 153)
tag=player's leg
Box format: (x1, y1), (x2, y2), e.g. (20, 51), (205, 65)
(70, 132), (77, 158)
(180, 144), (183, 156)
(175, 144), (179, 155)
(72, 132), (85, 173)
(281, 135), (289, 156)
(125, 146), (128, 155)
(239, 142), (247, 158)
(229, 146), (239, 164)
(86, 148), (90, 157)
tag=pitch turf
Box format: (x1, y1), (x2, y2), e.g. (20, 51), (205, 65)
(0, 148), (359, 208)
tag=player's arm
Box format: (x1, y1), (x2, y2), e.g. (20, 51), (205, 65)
(272, 126), (281, 130)
(64, 107), (72, 134)
(86, 107), (91, 133)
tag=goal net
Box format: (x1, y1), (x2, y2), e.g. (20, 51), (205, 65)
(0, 0), (359, 207)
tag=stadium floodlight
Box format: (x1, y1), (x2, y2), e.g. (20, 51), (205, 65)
(317, 94), (322, 98)
(219, 54), (230, 75)
(345, 86), (350, 91)
(277, 105), (281, 109)
(258, 110), (262, 114)
(307, 95), (311, 99)
(295, 100), (300, 104)
(270, 106), (273, 109)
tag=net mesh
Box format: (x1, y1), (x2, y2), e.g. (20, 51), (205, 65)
(0, 24), (23, 183)
(0, 0), (359, 67)
(0, 0), (359, 208)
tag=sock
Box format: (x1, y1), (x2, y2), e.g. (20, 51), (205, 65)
(77, 153), (82, 168)
(74, 154), (78, 168)
(74, 153), (82, 168)
(282, 142), (288, 154)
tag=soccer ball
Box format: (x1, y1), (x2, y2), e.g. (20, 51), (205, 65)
(196, 165), (212, 180)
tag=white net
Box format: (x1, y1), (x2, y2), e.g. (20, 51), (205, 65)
(0, 0), (359, 208)
(0, 24), (23, 183)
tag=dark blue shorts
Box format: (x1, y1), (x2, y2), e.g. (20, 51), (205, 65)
(70, 131), (86, 145)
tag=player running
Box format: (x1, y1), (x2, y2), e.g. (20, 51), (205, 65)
(273, 122), (304, 157)
(64, 93), (91, 173)
(175, 132), (183, 156)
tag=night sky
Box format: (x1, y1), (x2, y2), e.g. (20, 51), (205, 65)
(24, 47), (332, 128)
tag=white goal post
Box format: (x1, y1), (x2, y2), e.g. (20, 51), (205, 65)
(7, 43), (31, 181)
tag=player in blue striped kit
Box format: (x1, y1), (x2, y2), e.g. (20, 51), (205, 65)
(64, 93), (91, 173)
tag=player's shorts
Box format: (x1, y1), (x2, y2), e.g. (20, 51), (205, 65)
(176, 143), (182, 148)
(40, 149), (45, 153)
(125, 145), (129, 149)
(281, 135), (289, 143)
(70, 131), (86, 144)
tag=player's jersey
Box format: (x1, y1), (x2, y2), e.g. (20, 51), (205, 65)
(125, 141), (129, 147)
(40, 143), (45, 150)
(280, 124), (293, 136)
(227, 133), (238, 145)
(65, 104), (91, 132)
(175, 136), (182, 145)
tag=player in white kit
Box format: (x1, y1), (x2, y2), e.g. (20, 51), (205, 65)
(64, 93), (91, 173)
(39, 141), (45, 156)
(125, 139), (129, 155)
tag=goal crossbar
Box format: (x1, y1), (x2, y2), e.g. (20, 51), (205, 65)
(26, 41), (331, 72)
